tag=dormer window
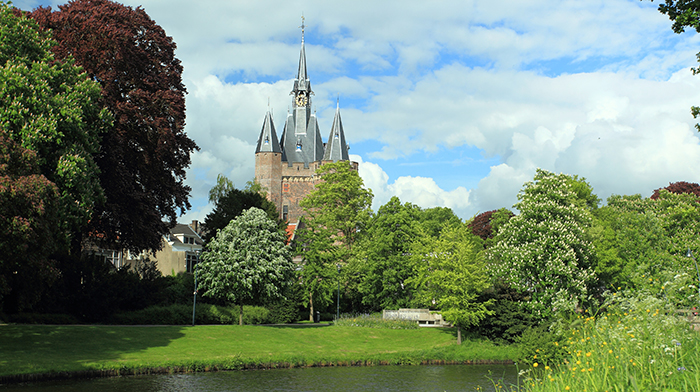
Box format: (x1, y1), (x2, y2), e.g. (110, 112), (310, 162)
(334, 131), (339, 139)
(264, 136), (269, 145)
(296, 139), (302, 152)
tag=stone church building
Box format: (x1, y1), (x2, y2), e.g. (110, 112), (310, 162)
(254, 23), (358, 226)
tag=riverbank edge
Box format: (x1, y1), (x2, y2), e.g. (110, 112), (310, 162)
(0, 358), (516, 384)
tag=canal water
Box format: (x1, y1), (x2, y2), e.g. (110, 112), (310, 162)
(1, 365), (519, 392)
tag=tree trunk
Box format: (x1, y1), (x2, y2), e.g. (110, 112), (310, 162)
(457, 325), (462, 345)
(309, 292), (314, 322)
(239, 304), (243, 326)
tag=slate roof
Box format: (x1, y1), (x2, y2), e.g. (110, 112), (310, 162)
(255, 110), (281, 153)
(322, 102), (350, 162)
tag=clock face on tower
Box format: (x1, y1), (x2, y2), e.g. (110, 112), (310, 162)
(295, 93), (308, 106)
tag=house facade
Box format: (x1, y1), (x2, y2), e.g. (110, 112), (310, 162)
(150, 221), (204, 276)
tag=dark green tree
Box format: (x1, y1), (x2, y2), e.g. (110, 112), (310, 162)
(29, 0), (198, 253)
(355, 197), (422, 311)
(202, 178), (281, 243)
(0, 2), (105, 312)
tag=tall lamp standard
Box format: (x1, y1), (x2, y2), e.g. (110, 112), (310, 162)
(686, 249), (700, 303)
(336, 263), (341, 321)
(192, 250), (201, 326)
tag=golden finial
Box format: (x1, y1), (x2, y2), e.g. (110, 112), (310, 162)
(300, 14), (305, 41)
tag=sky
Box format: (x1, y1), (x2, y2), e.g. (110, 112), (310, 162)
(14, 0), (700, 222)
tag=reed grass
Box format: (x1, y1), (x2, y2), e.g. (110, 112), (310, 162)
(499, 294), (700, 391)
(334, 313), (419, 329)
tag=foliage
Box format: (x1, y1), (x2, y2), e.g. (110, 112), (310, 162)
(488, 169), (598, 320)
(416, 206), (462, 238)
(656, 1), (700, 136)
(592, 191), (700, 308)
(652, 180), (700, 199)
(297, 161), (373, 319)
(202, 178), (281, 243)
(197, 207), (295, 325)
(516, 324), (567, 366)
(354, 197), (422, 311)
(335, 313), (419, 329)
(410, 223), (492, 343)
(0, 1), (104, 244)
(208, 173), (235, 204)
(469, 208), (515, 248)
(517, 292), (699, 392)
(111, 304), (272, 325)
(0, 3), (109, 311)
(472, 283), (537, 344)
(30, 0), (198, 253)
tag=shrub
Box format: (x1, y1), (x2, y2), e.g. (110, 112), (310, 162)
(5, 313), (79, 324)
(110, 304), (275, 325)
(335, 313), (419, 329)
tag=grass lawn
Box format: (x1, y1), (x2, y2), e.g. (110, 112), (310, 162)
(0, 324), (516, 378)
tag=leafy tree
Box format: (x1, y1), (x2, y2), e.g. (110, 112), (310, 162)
(592, 191), (700, 307)
(468, 208), (515, 248)
(202, 177), (281, 243)
(488, 169), (598, 320)
(29, 0), (198, 253)
(297, 161), (373, 320)
(417, 206), (462, 238)
(0, 2), (105, 311)
(355, 197), (422, 311)
(197, 208), (295, 325)
(651, 181), (700, 200)
(208, 174), (236, 205)
(409, 223), (492, 344)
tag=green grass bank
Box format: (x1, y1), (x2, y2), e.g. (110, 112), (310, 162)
(0, 324), (516, 383)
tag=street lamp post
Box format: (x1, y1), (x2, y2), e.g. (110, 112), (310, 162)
(336, 263), (341, 321)
(192, 250), (200, 326)
(686, 249), (700, 303)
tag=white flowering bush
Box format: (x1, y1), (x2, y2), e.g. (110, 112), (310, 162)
(488, 169), (597, 319)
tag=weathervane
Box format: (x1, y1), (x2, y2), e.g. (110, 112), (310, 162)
(300, 15), (305, 41)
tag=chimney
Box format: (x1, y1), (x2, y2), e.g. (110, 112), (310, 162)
(191, 220), (200, 235)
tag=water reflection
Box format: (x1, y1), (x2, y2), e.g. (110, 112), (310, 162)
(1, 365), (518, 392)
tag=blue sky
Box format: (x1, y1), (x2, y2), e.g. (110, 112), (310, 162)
(14, 0), (700, 221)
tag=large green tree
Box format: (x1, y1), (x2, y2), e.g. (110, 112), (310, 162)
(0, 2), (106, 311)
(297, 161), (373, 320)
(29, 0), (198, 253)
(488, 169), (598, 319)
(592, 191), (700, 307)
(197, 207), (295, 325)
(355, 196), (422, 311)
(409, 223), (492, 344)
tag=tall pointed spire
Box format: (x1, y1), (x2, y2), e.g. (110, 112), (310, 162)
(323, 98), (350, 162)
(255, 109), (281, 153)
(293, 15), (310, 94)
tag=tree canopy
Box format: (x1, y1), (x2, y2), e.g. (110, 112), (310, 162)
(202, 177), (281, 243)
(355, 196), (422, 311)
(29, 0), (198, 253)
(197, 207), (295, 325)
(297, 161), (373, 320)
(410, 223), (492, 344)
(0, 2), (105, 311)
(488, 169), (598, 319)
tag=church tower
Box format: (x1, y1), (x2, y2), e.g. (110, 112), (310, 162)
(279, 19), (324, 168)
(255, 18), (357, 226)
